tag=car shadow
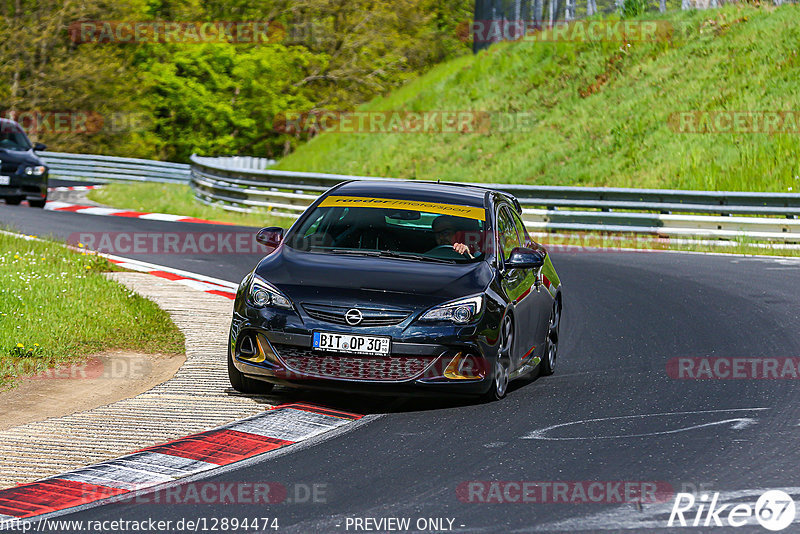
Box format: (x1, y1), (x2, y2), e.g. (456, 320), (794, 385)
(225, 371), (543, 415)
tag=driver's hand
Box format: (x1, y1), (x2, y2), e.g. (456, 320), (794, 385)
(453, 243), (469, 255)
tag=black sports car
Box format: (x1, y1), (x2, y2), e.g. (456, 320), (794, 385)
(0, 118), (48, 208)
(228, 180), (562, 400)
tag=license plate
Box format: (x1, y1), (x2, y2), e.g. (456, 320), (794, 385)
(0, 176), (9, 185)
(313, 331), (391, 356)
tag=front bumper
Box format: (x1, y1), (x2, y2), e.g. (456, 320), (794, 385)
(230, 309), (496, 397)
(0, 174), (47, 200)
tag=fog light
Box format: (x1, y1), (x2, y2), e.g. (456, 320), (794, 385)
(240, 335), (256, 356)
(444, 352), (486, 380)
(236, 333), (279, 365)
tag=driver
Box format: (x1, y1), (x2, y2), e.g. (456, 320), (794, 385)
(431, 215), (473, 257)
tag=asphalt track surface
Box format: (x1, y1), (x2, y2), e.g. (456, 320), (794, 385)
(2, 201), (800, 533)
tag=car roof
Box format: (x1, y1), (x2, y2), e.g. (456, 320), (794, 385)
(0, 118), (23, 131)
(330, 180), (496, 208)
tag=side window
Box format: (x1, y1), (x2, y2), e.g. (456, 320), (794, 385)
(497, 206), (521, 261)
(303, 213), (325, 237)
(510, 209), (529, 248)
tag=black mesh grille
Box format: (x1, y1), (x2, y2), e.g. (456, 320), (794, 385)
(302, 304), (410, 327)
(273, 343), (435, 381)
(0, 161), (18, 175)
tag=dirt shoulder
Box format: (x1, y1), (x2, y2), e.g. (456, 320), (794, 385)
(0, 272), (270, 489)
(0, 350), (185, 431)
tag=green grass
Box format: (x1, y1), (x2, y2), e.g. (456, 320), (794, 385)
(276, 4), (800, 192)
(88, 182), (297, 228)
(0, 232), (185, 389)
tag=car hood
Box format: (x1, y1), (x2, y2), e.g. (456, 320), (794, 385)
(254, 246), (493, 309)
(0, 148), (43, 169)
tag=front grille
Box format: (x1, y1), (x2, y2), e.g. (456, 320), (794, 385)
(0, 162), (19, 175)
(302, 303), (410, 327)
(273, 344), (435, 381)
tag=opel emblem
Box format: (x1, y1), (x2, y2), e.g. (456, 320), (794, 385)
(345, 308), (363, 325)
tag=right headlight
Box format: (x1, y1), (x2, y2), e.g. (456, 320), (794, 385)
(246, 274), (293, 310)
(24, 166), (46, 176)
(420, 295), (484, 324)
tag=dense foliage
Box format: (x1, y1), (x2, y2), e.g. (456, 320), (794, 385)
(0, 0), (473, 160)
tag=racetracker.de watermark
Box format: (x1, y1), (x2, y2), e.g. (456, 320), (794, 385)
(0, 356), (151, 380)
(1, 111), (149, 135)
(456, 481), (674, 503)
(669, 111), (800, 134)
(69, 232), (274, 255)
(69, 20), (284, 44)
(465, 20), (674, 43)
(667, 357), (800, 379)
(274, 110), (536, 135)
(118, 482), (326, 505)
(541, 233), (672, 253)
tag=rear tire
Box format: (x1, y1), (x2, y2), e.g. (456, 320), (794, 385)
(28, 198), (46, 208)
(5, 197), (21, 205)
(228, 351), (274, 394)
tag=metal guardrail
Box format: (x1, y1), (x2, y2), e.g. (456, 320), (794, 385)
(40, 151), (190, 184)
(190, 155), (800, 242)
(192, 155), (276, 171)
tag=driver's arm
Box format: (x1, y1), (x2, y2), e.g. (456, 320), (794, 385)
(453, 243), (473, 258)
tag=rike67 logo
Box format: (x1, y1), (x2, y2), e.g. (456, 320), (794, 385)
(669, 490), (796, 531)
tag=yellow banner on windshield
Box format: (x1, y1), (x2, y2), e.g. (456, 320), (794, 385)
(319, 196), (486, 221)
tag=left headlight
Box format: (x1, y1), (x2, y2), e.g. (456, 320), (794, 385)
(247, 275), (293, 310)
(420, 295), (484, 324)
(24, 166), (46, 176)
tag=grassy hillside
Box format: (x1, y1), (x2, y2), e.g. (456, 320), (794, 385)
(276, 5), (800, 192)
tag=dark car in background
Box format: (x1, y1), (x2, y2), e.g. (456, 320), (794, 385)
(228, 180), (562, 401)
(0, 118), (48, 208)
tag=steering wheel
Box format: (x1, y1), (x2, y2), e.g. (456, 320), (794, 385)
(426, 244), (469, 259)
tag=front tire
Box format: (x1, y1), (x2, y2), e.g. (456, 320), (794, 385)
(5, 197), (21, 206)
(540, 301), (560, 376)
(228, 351), (274, 394)
(484, 314), (513, 401)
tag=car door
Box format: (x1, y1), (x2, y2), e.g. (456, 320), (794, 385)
(496, 205), (537, 370)
(509, 207), (550, 353)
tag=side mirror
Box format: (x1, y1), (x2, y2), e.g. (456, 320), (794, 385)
(506, 247), (545, 269)
(256, 227), (284, 248)
(33, 142), (47, 151)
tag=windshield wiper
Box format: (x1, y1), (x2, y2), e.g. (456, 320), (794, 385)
(329, 248), (457, 263)
(376, 251), (456, 264)
(330, 248), (382, 257)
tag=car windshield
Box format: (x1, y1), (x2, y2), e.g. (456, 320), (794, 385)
(286, 196), (489, 263)
(0, 123), (32, 151)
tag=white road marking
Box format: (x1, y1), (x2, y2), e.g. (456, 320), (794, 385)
(70, 207), (124, 216)
(173, 278), (232, 292)
(100, 253), (239, 289)
(42, 201), (75, 210)
(111, 262), (154, 272)
(138, 213), (189, 222)
(522, 408), (768, 441)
